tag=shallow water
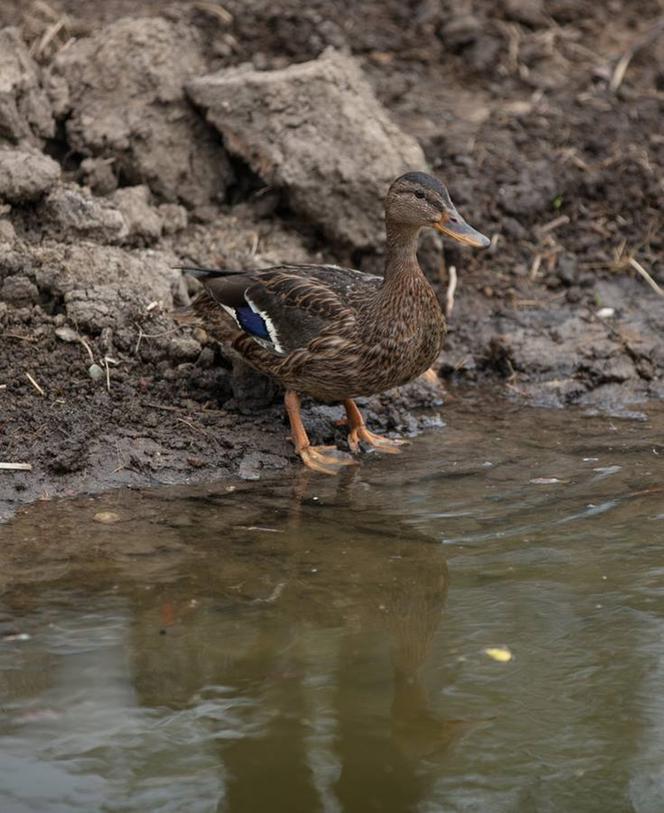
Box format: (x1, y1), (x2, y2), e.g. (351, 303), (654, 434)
(1, 395), (663, 813)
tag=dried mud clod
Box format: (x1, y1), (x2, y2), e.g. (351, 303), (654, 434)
(44, 16), (234, 207)
(187, 49), (426, 250)
(0, 27), (55, 144)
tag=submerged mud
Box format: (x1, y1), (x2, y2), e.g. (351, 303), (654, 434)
(1, 0), (662, 518)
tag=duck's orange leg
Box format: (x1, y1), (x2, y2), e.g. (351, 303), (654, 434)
(343, 399), (408, 455)
(285, 390), (357, 475)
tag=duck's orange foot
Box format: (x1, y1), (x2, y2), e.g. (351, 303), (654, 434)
(348, 426), (409, 455)
(300, 445), (358, 476)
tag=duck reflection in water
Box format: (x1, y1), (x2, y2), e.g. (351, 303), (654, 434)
(125, 472), (465, 813)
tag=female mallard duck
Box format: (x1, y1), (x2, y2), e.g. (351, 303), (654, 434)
(184, 172), (489, 474)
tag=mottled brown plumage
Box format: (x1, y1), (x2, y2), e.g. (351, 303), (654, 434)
(184, 172), (489, 474)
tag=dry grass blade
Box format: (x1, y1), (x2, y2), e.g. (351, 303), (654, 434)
(629, 257), (664, 296)
(31, 0), (61, 21)
(539, 215), (570, 234)
(445, 265), (457, 317)
(25, 372), (45, 396)
(34, 17), (68, 57)
(610, 17), (664, 92)
(529, 254), (542, 280)
(193, 1), (233, 24)
(0, 462), (33, 472)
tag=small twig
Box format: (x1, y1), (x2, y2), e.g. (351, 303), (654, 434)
(538, 215), (570, 235)
(445, 265), (457, 317)
(34, 17), (68, 56)
(629, 257), (664, 296)
(193, 0), (233, 23)
(25, 372), (45, 396)
(248, 231), (259, 256)
(610, 17), (664, 92)
(175, 417), (209, 436)
(143, 401), (190, 414)
(104, 357), (111, 393)
(0, 462), (32, 472)
(79, 336), (95, 364)
(529, 254), (542, 280)
(134, 327), (144, 356)
(32, 0), (61, 20)
(513, 298), (546, 309)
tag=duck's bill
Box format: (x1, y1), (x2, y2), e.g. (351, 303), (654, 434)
(435, 214), (491, 248)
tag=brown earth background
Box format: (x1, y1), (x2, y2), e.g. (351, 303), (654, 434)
(0, 0), (663, 518)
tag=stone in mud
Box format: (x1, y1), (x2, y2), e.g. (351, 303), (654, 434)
(0, 147), (60, 203)
(0, 275), (39, 307)
(111, 186), (163, 245)
(187, 50), (426, 249)
(0, 28), (55, 144)
(46, 17), (233, 208)
(40, 184), (128, 243)
(168, 335), (202, 362)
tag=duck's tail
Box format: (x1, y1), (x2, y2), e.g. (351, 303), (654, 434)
(174, 266), (242, 279)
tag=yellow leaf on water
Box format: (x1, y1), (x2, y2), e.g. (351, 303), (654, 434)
(484, 647), (513, 663)
(93, 511), (121, 524)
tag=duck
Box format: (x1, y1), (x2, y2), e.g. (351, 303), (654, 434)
(182, 171), (489, 475)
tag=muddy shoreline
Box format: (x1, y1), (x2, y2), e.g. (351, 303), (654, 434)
(1, 0), (663, 521)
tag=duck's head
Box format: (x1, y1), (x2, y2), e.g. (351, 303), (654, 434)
(386, 171), (490, 249)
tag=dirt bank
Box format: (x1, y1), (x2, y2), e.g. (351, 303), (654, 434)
(1, 0), (663, 519)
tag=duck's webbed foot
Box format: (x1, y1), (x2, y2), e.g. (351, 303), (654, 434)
(300, 445), (357, 475)
(343, 399), (409, 455)
(285, 390), (358, 476)
(348, 426), (408, 454)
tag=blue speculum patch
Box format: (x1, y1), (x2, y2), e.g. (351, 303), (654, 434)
(236, 306), (270, 339)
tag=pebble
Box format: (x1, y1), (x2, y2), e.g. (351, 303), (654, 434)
(88, 363), (105, 381)
(55, 326), (80, 343)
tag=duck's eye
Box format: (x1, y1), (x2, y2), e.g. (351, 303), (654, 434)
(414, 190), (425, 199)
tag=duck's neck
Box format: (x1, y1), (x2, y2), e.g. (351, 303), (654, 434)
(383, 221), (423, 285)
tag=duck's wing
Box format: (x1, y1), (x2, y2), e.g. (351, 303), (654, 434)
(183, 264), (382, 356)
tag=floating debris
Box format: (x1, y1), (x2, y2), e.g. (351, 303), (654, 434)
(2, 632), (31, 642)
(530, 477), (563, 485)
(484, 647), (513, 663)
(93, 511), (121, 523)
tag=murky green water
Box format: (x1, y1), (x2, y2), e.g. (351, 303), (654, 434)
(1, 396), (663, 813)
